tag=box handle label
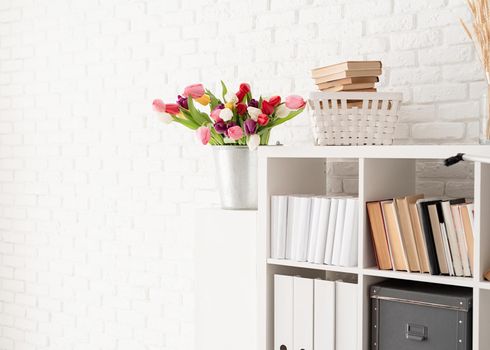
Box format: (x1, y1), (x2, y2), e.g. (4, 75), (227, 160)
(406, 323), (427, 342)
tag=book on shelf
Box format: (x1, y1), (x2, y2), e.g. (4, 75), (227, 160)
(381, 200), (410, 271)
(366, 201), (393, 270)
(416, 199), (443, 275)
(408, 197), (431, 273)
(452, 203), (472, 276)
(311, 61), (382, 79)
(395, 195), (423, 272)
(428, 202), (450, 275)
(441, 199), (466, 277)
(367, 195), (475, 277)
(460, 203), (475, 274)
(315, 76), (379, 90)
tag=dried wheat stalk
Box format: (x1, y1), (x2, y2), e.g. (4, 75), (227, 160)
(461, 0), (490, 138)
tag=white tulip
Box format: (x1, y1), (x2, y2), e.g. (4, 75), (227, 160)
(247, 107), (261, 121)
(156, 111), (173, 124)
(275, 104), (290, 118)
(247, 134), (260, 151)
(225, 92), (238, 104)
(219, 107), (233, 122)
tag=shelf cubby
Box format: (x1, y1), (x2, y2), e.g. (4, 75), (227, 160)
(258, 145), (490, 350)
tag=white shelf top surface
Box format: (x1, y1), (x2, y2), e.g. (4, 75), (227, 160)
(259, 144), (490, 160)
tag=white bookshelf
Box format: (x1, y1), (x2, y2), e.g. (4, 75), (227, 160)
(257, 145), (490, 350)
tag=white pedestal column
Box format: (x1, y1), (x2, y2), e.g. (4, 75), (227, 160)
(195, 209), (257, 350)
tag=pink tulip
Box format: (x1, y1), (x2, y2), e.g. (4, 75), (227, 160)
(183, 83), (205, 99)
(196, 126), (211, 145)
(152, 99), (166, 112)
(211, 107), (222, 122)
(285, 95), (306, 109)
(227, 125), (243, 141)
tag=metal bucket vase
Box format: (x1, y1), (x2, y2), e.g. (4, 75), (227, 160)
(212, 146), (258, 210)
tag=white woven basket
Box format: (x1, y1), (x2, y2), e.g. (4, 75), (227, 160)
(309, 91), (403, 146)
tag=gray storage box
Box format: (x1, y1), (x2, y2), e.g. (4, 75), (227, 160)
(371, 281), (472, 350)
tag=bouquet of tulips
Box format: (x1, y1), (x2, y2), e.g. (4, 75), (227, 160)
(152, 82), (306, 150)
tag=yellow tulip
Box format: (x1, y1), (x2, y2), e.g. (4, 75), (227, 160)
(196, 94), (211, 106)
(225, 102), (234, 109)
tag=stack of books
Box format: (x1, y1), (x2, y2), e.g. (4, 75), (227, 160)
(367, 195), (474, 277)
(311, 61), (382, 92)
(270, 195), (359, 267)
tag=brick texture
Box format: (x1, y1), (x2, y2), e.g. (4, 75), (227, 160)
(0, 0), (483, 349)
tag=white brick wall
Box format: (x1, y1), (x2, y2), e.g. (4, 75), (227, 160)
(0, 0), (482, 348)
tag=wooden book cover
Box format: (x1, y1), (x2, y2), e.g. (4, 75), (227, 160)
(395, 195), (423, 272)
(321, 85), (376, 92)
(311, 61), (382, 78)
(460, 204), (475, 274)
(408, 198), (431, 273)
(381, 201), (409, 271)
(316, 76), (379, 90)
(428, 203), (449, 275)
(314, 69), (382, 84)
(366, 201), (393, 270)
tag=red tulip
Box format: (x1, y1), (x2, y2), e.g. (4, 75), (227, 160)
(165, 103), (180, 115)
(261, 100), (274, 115)
(239, 83), (250, 94)
(257, 113), (269, 126)
(236, 83), (251, 102)
(269, 95), (281, 107)
(236, 90), (246, 102)
(236, 103), (247, 115)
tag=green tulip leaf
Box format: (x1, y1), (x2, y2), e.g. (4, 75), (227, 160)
(206, 89), (221, 110)
(221, 80), (228, 102)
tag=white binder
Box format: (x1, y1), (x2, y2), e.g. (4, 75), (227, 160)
(331, 198), (347, 265)
(271, 195), (289, 259)
(314, 279), (335, 350)
(307, 197), (322, 263)
(324, 198), (339, 265)
(339, 198), (359, 267)
(313, 198), (331, 264)
(274, 275), (293, 350)
(336, 281), (358, 350)
(293, 276), (313, 350)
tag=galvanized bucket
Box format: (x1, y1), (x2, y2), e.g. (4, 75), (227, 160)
(212, 146), (257, 210)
